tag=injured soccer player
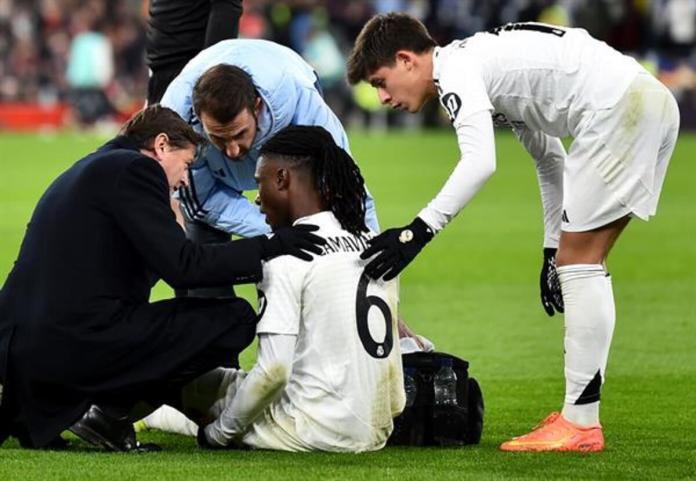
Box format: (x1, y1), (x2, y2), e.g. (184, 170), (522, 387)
(143, 125), (407, 452)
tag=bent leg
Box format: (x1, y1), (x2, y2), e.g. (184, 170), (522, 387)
(556, 217), (630, 426)
(140, 367), (248, 436)
(556, 215), (630, 267)
(73, 298), (256, 450)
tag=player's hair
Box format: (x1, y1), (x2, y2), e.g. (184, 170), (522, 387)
(192, 64), (257, 123)
(120, 104), (203, 150)
(347, 12), (436, 85)
(260, 126), (368, 236)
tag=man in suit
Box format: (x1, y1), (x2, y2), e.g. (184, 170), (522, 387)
(0, 105), (324, 452)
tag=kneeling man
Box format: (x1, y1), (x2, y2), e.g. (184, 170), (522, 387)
(0, 107), (323, 451)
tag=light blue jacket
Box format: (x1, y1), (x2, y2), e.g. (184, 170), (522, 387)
(161, 39), (379, 237)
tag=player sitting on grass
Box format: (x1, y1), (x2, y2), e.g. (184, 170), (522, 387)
(148, 125), (406, 452)
(346, 13), (680, 452)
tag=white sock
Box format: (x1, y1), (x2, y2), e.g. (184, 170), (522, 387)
(557, 264), (615, 427)
(143, 405), (198, 436)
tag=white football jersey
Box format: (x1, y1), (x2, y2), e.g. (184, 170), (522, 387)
(434, 23), (643, 138)
(250, 211), (404, 452)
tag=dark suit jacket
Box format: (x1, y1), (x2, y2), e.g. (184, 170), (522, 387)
(0, 136), (263, 445)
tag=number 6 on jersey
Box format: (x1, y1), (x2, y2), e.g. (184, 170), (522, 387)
(355, 271), (394, 359)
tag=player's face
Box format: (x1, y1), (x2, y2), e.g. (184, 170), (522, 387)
(149, 135), (195, 192)
(200, 100), (261, 161)
(367, 53), (431, 113)
(254, 155), (291, 231)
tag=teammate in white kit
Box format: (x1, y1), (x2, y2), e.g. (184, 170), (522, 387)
(347, 13), (680, 452)
(196, 125), (405, 452)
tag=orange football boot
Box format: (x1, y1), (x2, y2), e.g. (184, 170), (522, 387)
(500, 412), (604, 452)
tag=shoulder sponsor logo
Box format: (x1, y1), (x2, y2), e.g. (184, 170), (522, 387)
(492, 112), (526, 129)
(441, 92), (462, 122)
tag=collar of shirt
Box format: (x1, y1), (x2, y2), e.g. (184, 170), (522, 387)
(293, 211), (340, 229)
(104, 135), (140, 152)
(432, 46), (443, 85)
(250, 95), (274, 150)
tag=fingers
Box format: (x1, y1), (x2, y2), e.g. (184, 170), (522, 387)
(541, 292), (555, 316)
(365, 252), (397, 280)
(361, 243), (382, 259)
(288, 248), (314, 262)
(296, 239), (325, 255)
(292, 228), (326, 246)
(295, 231), (327, 247)
(293, 224), (320, 232)
(361, 235), (389, 259)
(360, 229), (397, 259)
(551, 294), (564, 313)
(382, 265), (402, 281)
(286, 225), (326, 260)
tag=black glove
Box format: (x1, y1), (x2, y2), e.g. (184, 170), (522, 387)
(540, 248), (564, 316)
(257, 224), (326, 261)
(360, 217), (434, 281)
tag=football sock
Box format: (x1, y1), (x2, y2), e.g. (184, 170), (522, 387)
(563, 401), (600, 427)
(143, 405), (198, 436)
(557, 264), (615, 427)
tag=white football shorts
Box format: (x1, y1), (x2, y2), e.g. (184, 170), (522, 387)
(562, 71), (680, 232)
(241, 406), (310, 452)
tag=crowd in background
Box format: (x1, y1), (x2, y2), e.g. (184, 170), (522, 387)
(1, 0), (695, 128)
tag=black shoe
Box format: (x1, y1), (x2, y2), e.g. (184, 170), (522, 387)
(69, 404), (160, 452)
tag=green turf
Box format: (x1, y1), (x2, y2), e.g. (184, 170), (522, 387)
(1, 129), (695, 480)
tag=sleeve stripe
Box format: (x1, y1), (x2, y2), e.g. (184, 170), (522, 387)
(179, 185), (196, 220)
(180, 182), (209, 220)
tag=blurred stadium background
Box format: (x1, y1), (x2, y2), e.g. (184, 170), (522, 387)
(0, 0), (695, 131)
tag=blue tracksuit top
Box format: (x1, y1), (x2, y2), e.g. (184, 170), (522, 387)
(160, 39), (379, 237)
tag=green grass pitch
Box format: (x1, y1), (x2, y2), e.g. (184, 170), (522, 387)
(1, 129), (694, 480)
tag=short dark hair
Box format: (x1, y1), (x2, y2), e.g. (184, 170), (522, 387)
(193, 64), (258, 123)
(120, 104), (203, 149)
(347, 12), (436, 85)
(260, 126), (368, 236)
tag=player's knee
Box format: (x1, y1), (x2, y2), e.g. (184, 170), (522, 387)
(556, 249), (603, 267)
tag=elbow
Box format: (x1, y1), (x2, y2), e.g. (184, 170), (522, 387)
(483, 162), (496, 180)
(479, 162), (496, 186)
(259, 363), (290, 400)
